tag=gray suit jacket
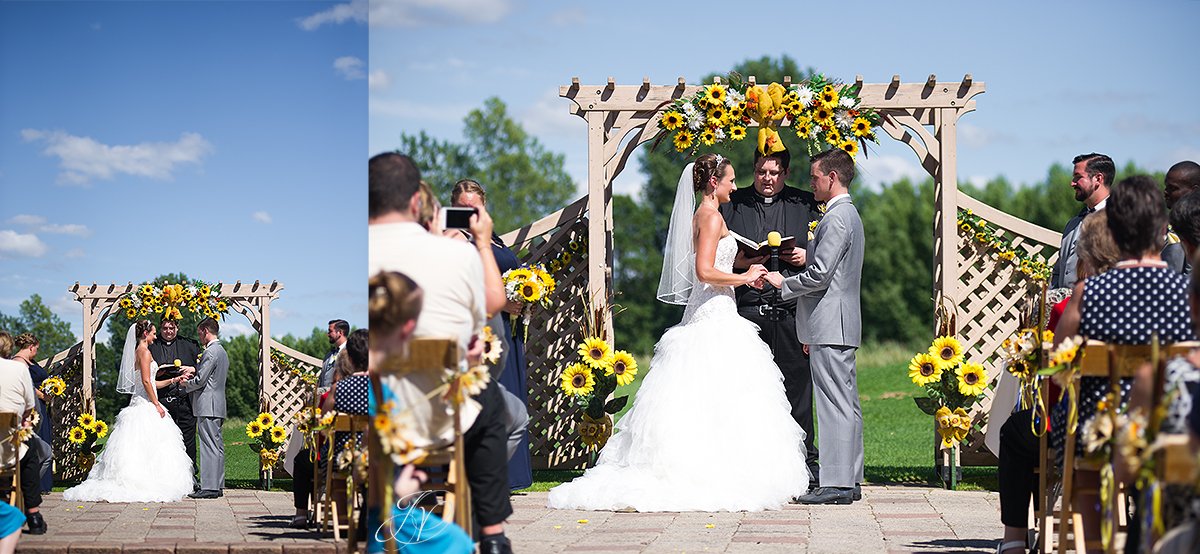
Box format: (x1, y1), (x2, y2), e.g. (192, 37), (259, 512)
(1050, 209), (1088, 290)
(184, 340), (228, 418)
(779, 195), (864, 347)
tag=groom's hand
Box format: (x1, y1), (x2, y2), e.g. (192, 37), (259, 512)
(763, 271), (784, 289)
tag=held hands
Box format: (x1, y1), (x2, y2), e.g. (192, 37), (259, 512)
(743, 264), (768, 289)
(762, 271), (785, 289)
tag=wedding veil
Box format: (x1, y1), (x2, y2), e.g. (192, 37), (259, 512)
(116, 323), (139, 395)
(656, 162), (697, 305)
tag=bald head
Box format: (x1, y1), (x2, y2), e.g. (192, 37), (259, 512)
(1165, 161), (1200, 208)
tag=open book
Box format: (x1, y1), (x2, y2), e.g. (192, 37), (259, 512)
(729, 231), (796, 258)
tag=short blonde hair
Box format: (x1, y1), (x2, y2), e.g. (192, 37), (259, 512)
(0, 331), (12, 359)
(417, 180), (440, 230)
(1078, 211), (1121, 277)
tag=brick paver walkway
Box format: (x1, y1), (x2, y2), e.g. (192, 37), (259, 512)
(16, 485), (1004, 553)
(17, 490), (344, 553)
(508, 486), (1003, 553)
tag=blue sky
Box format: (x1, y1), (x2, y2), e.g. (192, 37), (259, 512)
(0, 2), (367, 344)
(372, 0), (1200, 212)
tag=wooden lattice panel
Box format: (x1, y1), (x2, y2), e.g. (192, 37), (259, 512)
(514, 219), (596, 470)
(951, 194), (1060, 465)
(42, 343), (87, 482)
(264, 341), (324, 429)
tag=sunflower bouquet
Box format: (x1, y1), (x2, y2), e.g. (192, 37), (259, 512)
(67, 413), (110, 468)
(40, 376), (66, 397)
(503, 264), (556, 337)
(121, 279), (231, 321)
(908, 335), (989, 450)
(245, 412), (289, 470)
(557, 295), (638, 450)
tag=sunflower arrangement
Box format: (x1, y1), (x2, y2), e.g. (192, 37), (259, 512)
(555, 294), (638, 451)
(122, 279), (230, 321)
(245, 411), (288, 470)
(958, 209), (1051, 282)
(292, 406), (338, 453)
(272, 349), (319, 386)
(658, 81), (748, 155)
(546, 233), (589, 276)
(908, 335), (989, 450)
(66, 412), (110, 467)
(480, 325), (504, 365)
(39, 376), (66, 397)
(374, 401), (428, 466)
(503, 264), (556, 337)
(784, 74), (882, 159)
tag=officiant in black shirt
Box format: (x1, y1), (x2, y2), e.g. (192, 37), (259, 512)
(720, 149), (821, 482)
(148, 317), (201, 485)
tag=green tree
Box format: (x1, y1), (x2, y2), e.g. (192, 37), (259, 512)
(400, 97), (576, 234)
(0, 294), (77, 357)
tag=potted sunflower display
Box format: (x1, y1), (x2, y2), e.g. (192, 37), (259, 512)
(907, 333), (990, 488)
(67, 413), (110, 472)
(245, 412), (289, 489)
(557, 296), (638, 454)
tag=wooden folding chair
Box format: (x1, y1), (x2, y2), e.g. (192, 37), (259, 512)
(373, 338), (473, 547)
(0, 413), (22, 513)
(320, 413), (369, 546)
(1055, 340), (1196, 553)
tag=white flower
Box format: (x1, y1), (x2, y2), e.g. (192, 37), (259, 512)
(725, 89), (744, 107)
(835, 110), (853, 130)
(681, 102), (697, 116)
(807, 125), (820, 140)
(714, 127), (726, 141)
(687, 113), (705, 130)
(839, 96), (856, 109)
(794, 85), (814, 106)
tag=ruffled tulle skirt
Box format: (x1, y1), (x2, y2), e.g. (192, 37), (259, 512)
(547, 310), (809, 512)
(63, 396), (194, 503)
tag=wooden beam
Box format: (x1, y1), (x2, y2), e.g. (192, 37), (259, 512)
(559, 81), (985, 112)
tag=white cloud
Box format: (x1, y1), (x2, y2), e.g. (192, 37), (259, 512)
(220, 321), (256, 338)
(333, 56), (366, 80)
(520, 90), (582, 140)
(0, 230), (48, 258)
(369, 97), (473, 122)
(252, 211), (272, 224)
(40, 224), (91, 237)
(368, 69), (391, 91)
(7, 214), (45, 226)
(370, 0), (512, 27)
(548, 7), (586, 26)
(958, 123), (1015, 149)
(21, 129), (212, 186)
(297, 0), (367, 30)
(856, 155), (929, 191)
(64, 248), (85, 258)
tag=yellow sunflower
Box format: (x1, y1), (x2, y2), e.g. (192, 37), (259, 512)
(852, 117), (871, 137)
(820, 85), (839, 108)
(373, 413), (392, 434)
(68, 426), (87, 445)
(93, 420), (109, 438)
(506, 268), (532, 283)
(549, 260), (563, 273)
(730, 126), (747, 141)
(907, 353), (943, 386)
(246, 421), (264, 439)
(704, 84), (726, 105)
(813, 106), (833, 125)
(78, 413), (96, 429)
(605, 350), (638, 386)
(956, 362), (988, 396)
(661, 111), (684, 131)
(560, 363), (595, 396)
(216, 301), (227, 312)
(838, 140), (859, 158)
(795, 123), (813, 138)
(929, 336), (964, 369)
(256, 413), (275, 428)
(199, 284), (211, 297)
(825, 128), (843, 146)
(700, 128), (716, 146)
(269, 425), (287, 442)
(673, 130), (694, 152)
(480, 325), (504, 365)
(1041, 330), (1054, 344)
(126, 308), (138, 319)
(707, 106), (727, 126)
(519, 279), (543, 303)
(140, 284), (155, 297)
(578, 337), (612, 370)
(119, 297), (132, 309)
(531, 266), (555, 293)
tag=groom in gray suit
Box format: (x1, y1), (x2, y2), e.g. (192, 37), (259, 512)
(181, 317), (228, 499)
(765, 148), (865, 505)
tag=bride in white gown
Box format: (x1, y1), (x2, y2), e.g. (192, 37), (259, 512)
(64, 319), (196, 503)
(548, 153), (810, 512)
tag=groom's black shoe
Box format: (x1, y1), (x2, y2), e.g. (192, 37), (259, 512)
(853, 484), (862, 501)
(478, 534), (513, 554)
(188, 489), (222, 499)
(795, 486), (854, 505)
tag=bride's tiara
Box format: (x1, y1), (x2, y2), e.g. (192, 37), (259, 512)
(714, 154), (724, 166)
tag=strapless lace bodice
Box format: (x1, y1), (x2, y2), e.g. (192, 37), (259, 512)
(131, 362), (159, 400)
(682, 235), (738, 323)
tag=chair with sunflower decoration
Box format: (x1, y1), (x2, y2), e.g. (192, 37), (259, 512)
(373, 338), (473, 542)
(1054, 339), (1197, 553)
(0, 413), (22, 512)
(319, 412), (369, 544)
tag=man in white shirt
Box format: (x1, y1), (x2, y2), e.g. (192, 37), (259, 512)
(0, 331), (44, 534)
(368, 153), (513, 554)
(318, 319), (349, 388)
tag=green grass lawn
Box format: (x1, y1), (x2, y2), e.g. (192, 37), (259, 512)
(525, 341), (998, 493)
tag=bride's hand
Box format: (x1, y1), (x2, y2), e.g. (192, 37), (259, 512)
(156, 404), (167, 418)
(743, 264), (768, 285)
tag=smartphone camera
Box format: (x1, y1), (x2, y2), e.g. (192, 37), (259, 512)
(440, 206), (478, 230)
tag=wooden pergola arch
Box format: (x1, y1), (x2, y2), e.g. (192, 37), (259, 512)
(40, 280), (322, 480)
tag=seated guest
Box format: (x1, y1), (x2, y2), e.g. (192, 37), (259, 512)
(1170, 189), (1200, 262)
(1162, 161), (1200, 273)
(0, 332), (43, 535)
(995, 211), (1121, 553)
(368, 153), (513, 554)
(10, 333), (52, 493)
(367, 271), (472, 554)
